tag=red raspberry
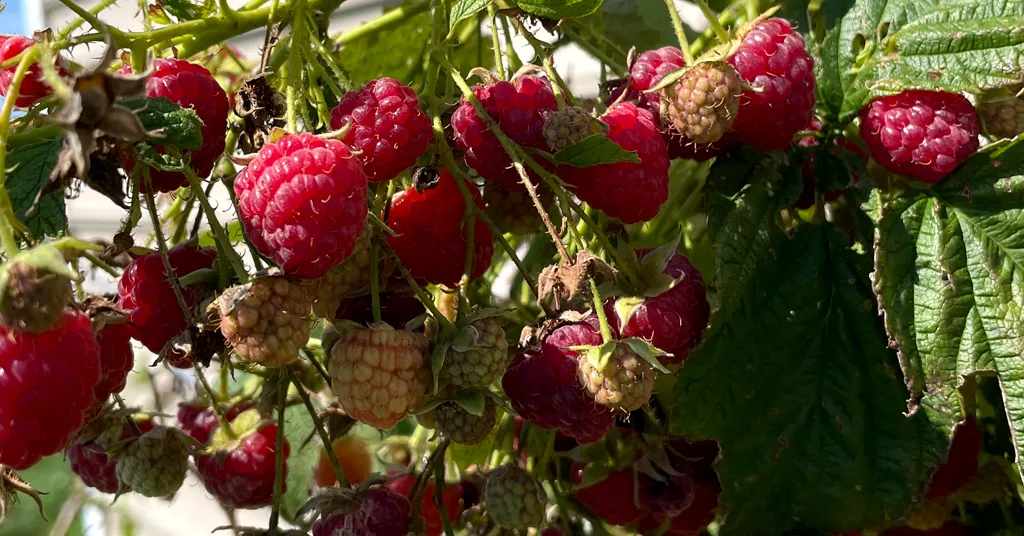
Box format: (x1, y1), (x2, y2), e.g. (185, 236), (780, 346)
(663, 479), (721, 535)
(879, 522), (966, 536)
(727, 18), (816, 151)
(68, 417), (155, 493)
(859, 90), (979, 184)
(117, 245), (217, 354)
(643, 471), (696, 518)
(0, 310), (101, 470)
(607, 251), (709, 364)
(0, 35), (64, 108)
(502, 320), (615, 444)
(235, 132), (369, 279)
(196, 422), (290, 508)
(559, 102), (669, 223)
(329, 77), (433, 182)
(450, 75), (557, 191)
(630, 46), (686, 113)
(176, 400), (255, 444)
(925, 415), (982, 500)
(92, 322), (135, 404)
(120, 58), (229, 192)
(573, 467), (647, 526)
(385, 168), (493, 286)
(312, 487), (413, 536)
(387, 473), (463, 536)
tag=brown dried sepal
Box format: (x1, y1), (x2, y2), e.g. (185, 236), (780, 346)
(537, 251), (617, 313)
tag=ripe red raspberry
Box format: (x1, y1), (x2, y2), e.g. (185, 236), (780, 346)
(0, 310), (101, 470)
(196, 422), (290, 508)
(387, 473), (464, 536)
(92, 323), (135, 404)
(726, 18), (815, 151)
(925, 416), (982, 500)
(663, 479), (721, 535)
(176, 400), (255, 444)
(385, 168), (493, 286)
(312, 487), (413, 536)
(117, 245), (217, 354)
(859, 90), (980, 184)
(120, 58), (229, 192)
(979, 94), (1024, 139)
(879, 522), (966, 536)
(68, 417), (154, 493)
(502, 320), (615, 444)
(630, 46), (686, 114)
(329, 77), (433, 182)
(559, 102), (669, 224)
(573, 467), (647, 526)
(451, 75), (557, 191)
(235, 132), (369, 279)
(0, 35), (65, 108)
(607, 251), (709, 364)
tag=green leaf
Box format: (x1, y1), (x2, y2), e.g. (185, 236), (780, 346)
(282, 404), (319, 522)
(134, 144), (189, 172)
(453, 391), (486, 416)
(449, 421), (498, 473)
(551, 135), (640, 167)
(673, 223), (945, 535)
(6, 140), (66, 239)
(122, 97), (204, 151)
(449, 0), (490, 36)
(160, 0), (217, 21)
(514, 0), (602, 19)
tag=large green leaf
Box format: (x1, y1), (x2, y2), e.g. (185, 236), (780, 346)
(281, 404), (319, 522)
(515, 0), (602, 19)
(6, 140), (66, 239)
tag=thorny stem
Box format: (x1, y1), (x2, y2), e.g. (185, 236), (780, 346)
(142, 176), (194, 326)
(268, 378), (288, 532)
(302, 348), (332, 385)
(590, 279), (614, 344)
(113, 393), (145, 437)
(499, 15), (523, 73)
(81, 250), (119, 277)
(409, 439), (451, 526)
(694, 0), (731, 44)
(376, 237), (455, 333)
(434, 451), (456, 536)
(487, 4), (506, 79)
(181, 165), (248, 282)
(57, 0), (120, 39)
(663, 0), (696, 65)
(56, 0), (125, 41)
(288, 367), (348, 487)
(0, 46), (41, 259)
(194, 364), (239, 440)
(507, 17), (573, 108)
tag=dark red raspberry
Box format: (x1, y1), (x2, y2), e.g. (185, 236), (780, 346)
(630, 46), (686, 113)
(92, 322), (135, 404)
(607, 250), (709, 364)
(117, 245), (217, 354)
(663, 479), (721, 535)
(329, 77), (433, 182)
(859, 90), (979, 184)
(879, 522), (966, 536)
(573, 467), (647, 526)
(559, 102), (669, 223)
(0, 310), (101, 470)
(644, 471), (696, 518)
(235, 132), (369, 279)
(196, 422), (290, 508)
(0, 35), (64, 108)
(334, 292), (426, 327)
(385, 168), (493, 286)
(176, 400), (256, 445)
(450, 75), (557, 191)
(387, 473), (463, 536)
(120, 58), (229, 192)
(727, 18), (816, 151)
(925, 416), (982, 500)
(312, 487), (413, 536)
(503, 320), (615, 444)
(68, 417), (155, 493)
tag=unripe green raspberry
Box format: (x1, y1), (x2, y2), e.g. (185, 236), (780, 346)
(542, 106), (607, 151)
(435, 398), (497, 444)
(485, 465), (545, 530)
(979, 95), (1024, 139)
(115, 426), (191, 497)
(663, 61), (742, 144)
(0, 258), (73, 333)
(577, 343), (655, 412)
(440, 320), (509, 390)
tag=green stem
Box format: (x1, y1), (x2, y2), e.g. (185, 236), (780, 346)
(335, 1), (430, 45)
(288, 367), (349, 487)
(0, 46), (42, 258)
(218, 0), (238, 21)
(508, 17), (572, 107)
(112, 393), (145, 437)
(56, 0), (126, 41)
(561, 22), (627, 75)
(434, 449), (455, 536)
(663, 0), (696, 64)
(193, 364), (238, 438)
(82, 250), (120, 278)
(268, 377), (288, 531)
(181, 165), (248, 282)
(694, 0), (731, 43)
(590, 278), (613, 343)
(487, 4), (506, 79)
(376, 237), (455, 333)
(302, 348), (332, 385)
(499, 15), (522, 72)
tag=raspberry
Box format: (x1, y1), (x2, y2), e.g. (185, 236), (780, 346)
(436, 398), (497, 445)
(542, 106), (606, 151)
(859, 90), (980, 184)
(979, 94), (1024, 139)
(0, 310), (100, 470)
(663, 62), (742, 145)
(664, 479), (721, 535)
(630, 46), (687, 114)
(315, 436), (372, 487)
(573, 467), (647, 526)
(328, 324), (431, 429)
(439, 319), (508, 390)
(311, 487), (412, 536)
(335, 292), (426, 327)
(235, 132), (369, 279)
(607, 251), (709, 364)
(483, 183), (550, 235)
(904, 498), (953, 531)
(68, 417), (154, 493)
(92, 323), (135, 404)
(305, 222), (374, 318)
(197, 422), (289, 508)
(577, 342), (655, 412)
(485, 465), (545, 530)
(503, 320), (615, 444)
(176, 401), (255, 444)
(644, 472), (696, 518)
(0, 35), (64, 108)
(329, 77), (433, 182)
(118, 245), (217, 354)
(0, 260), (72, 333)
(387, 473), (464, 536)
(120, 58), (229, 192)
(451, 74), (558, 191)
(727, 18), (816, 151)
(925, 415), (982, 499)
(216, 275), (311, 367)
(385, 168), (493, 286)
(114, 425), (191, 497)
(559, 102), (669, 224)
(880, 522), (967, 536)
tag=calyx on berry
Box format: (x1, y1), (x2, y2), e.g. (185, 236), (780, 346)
(603, 233), (687, 299)
(200, 408), (273, 457)
(0, 244), (80, 333)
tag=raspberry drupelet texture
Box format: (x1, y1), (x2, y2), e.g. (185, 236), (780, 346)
(630, 46), (687, 114)
(217, 275), (311, 367)
(0, 310), (101, 470)
(235, 132), (369, 280)
(502, 320), (615, 444)
(0, 260), (73, 333)
(438, 319), (508, 390)
(385, 168), (493, 286)
(577, 342), (655, 412)
(117, 245), (217, 354)
(68, 417), (155, 493)
(93, 322), (136, 404)
(727, 18), (816, 151)
(542, 106), (606, 151)
(305, 221), (375, 318)
(0, 35), (65, 108)
(573, 467), (647, 526)
(328, 324), (431, 430)
(311, 487), (413, 536)
(559, 102), (669, 224)
(979, 94), (1024, 139)
(859, 90), (980, 184)
(435, 398), (497, 445)
(451, 74), (558, 191)
(663, 62), (743, 145)
(485, 464), (546, 529)
(329, 77), (433, 182)
(483, 184), (550, 235)
(115, 426), (192, 497)
(121, 58), (229, 192)
(197, 422), (290, 508)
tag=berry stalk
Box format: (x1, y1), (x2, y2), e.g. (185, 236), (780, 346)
(663, 0), (696, 65)
(142, 180), (194, 326)
(488, 4), (506, 79)
(434, 454), (455, 536)
(268, 378), (288, 531)
(693, 0), (731, 43)
(0, 46), (40, 259)
(287, 367), (348, 487)
(181, 164), (248, 282)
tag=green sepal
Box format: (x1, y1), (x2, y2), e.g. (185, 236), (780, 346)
(644, 66), (688, 94)
(411, 397), (447, 415)
(621, 338), (671, 374)
(449, 326), (476, 353)
(430, 339), (452, 395)
(453, 391), (486, 417)
(461, 306), (514, 326)
(549, 134), (640, 167)
(202, 409), (270, 455)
